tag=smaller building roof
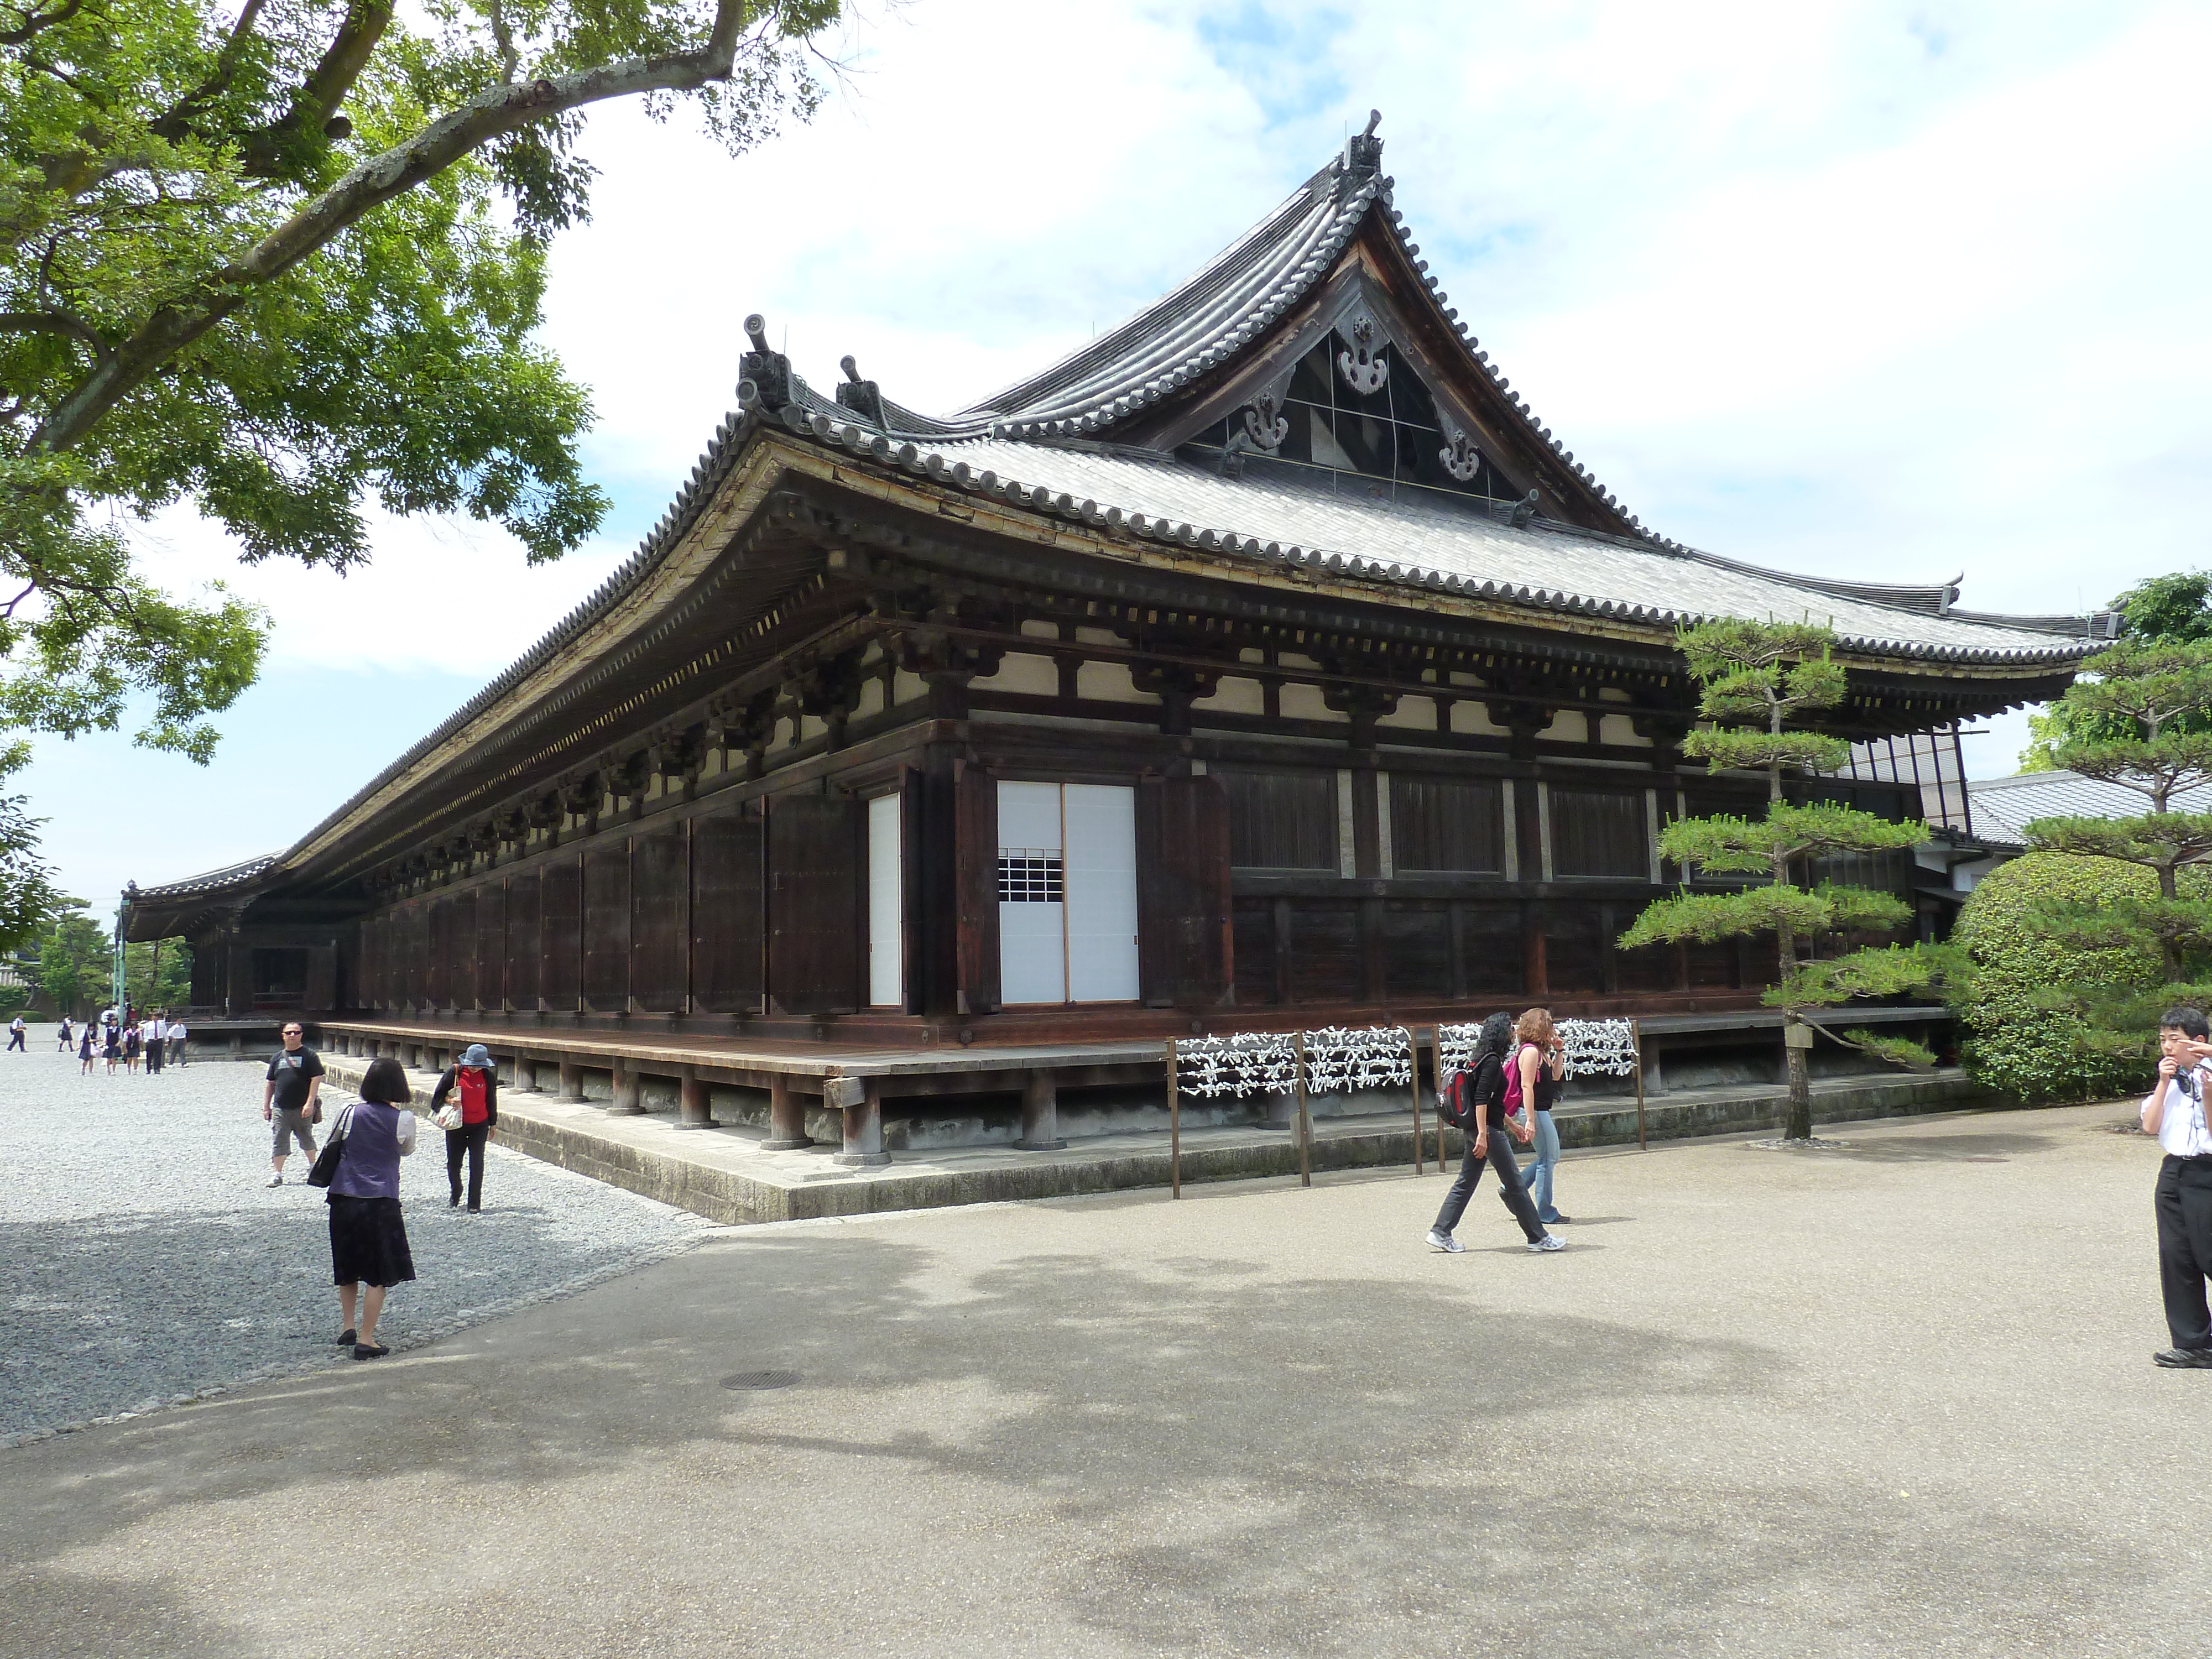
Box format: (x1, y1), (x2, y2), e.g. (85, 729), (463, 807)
(1964, 770), (2210, 845)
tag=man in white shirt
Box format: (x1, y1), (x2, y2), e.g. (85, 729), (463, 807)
(2142, 1006), (2212, 1368)
(166, 1015), (188, 1067)
(141, 1013), (166, 1076)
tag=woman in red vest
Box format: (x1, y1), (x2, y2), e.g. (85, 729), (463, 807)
(429, 1043), (499, 1212)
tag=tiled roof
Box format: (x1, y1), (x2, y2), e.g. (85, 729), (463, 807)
(132, 854), (279, 903)
(749, 412), (2097, 666)
(1965, 770), (2208, 844)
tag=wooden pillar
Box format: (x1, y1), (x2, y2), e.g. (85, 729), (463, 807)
(762, 1074), (811, 1150)
(607, 1065), (644, 1115)
(833, 1077), (889, 1167)
(557, 1058), (583, 1102)
(1522, 902), (1549, 998)
(1018, 1067), (1065, 1150)
(676, 1066), (717, 1130)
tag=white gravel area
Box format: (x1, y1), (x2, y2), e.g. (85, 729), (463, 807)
(0, 1026), (707, 1445)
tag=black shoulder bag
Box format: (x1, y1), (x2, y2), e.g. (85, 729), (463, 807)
(305, 1104), (354, 1189)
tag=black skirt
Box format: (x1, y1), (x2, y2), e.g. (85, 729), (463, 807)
(327, 1194), (416, 1287)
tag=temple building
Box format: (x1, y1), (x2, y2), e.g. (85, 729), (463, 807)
(126, 119), (2099, 1116)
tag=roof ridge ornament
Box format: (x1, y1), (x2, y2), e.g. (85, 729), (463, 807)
(836, 354), (886, 427)
(738, 314), (791, 411)
(1439, 422), (1481, 483)
(1241, 390), (1288, 452)
(1342, 108), (1384, 187)
(1337, 315), (1388, 394)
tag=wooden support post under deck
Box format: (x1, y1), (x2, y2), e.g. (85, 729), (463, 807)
(607, 1065), (644, 1116)
(513, 1056), (538, 1093)
(762, 1074), (811, 1150)
(675, 1066), (717, 1131)
(1018, 1067), (1065, 1150)
(833, 1076), (889, 1167)
(557, 1059), (583, 1102)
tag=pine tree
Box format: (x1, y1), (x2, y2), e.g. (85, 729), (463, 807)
(1618, 620), (1949, 1140)
(2011, 637), (2212, 1051)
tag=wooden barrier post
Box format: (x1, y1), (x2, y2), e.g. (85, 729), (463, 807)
(1406, 1025), (1424, 1176)
(1632, 1017), (1648, 1151)
(1292, 1030), (1312, 1189)
(1166, 1039), (1181, 1200)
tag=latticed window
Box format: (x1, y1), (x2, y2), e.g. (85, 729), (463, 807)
(997, 851), (1065, 903)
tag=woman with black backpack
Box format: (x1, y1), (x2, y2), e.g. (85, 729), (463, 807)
(1425, 1011), (1562, 1255)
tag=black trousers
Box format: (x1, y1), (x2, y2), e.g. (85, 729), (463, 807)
(1433, 1129), (1547, 1243)
(2157, 1154), (2212, 1350)
(6, 1030), (22, 1051)
(447, 1123), (490, 1209)
(144, 1038), (162, 1074)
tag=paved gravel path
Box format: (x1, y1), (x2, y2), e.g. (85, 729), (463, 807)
(0, 1026), (706, 1443)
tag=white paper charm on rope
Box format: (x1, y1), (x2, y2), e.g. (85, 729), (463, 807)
(1558, 1018), (1640, 1078)
(1171, 1032), (1298, 1099)
(1301, 1025), (1413, 1094)
(1436, 1018), (1640, 1081)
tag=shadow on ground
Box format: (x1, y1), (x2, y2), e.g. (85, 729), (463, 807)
(0, 1217), (2143, 1658)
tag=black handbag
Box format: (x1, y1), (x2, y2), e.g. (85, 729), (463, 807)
(305, 1104), (353, 1188)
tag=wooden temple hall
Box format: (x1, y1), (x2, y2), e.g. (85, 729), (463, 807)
(126, 117), (2099, 1156)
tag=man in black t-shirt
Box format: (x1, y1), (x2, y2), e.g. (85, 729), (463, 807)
(262, 1022), (325, 1187)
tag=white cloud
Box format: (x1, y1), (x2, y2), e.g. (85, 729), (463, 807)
(37, 0), (2212, 914)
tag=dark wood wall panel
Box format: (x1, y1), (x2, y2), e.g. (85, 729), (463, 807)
(1289, 902), (1360, 1002)
(476, 882), (506, 1010)
(954, 765), (999, 1015)
(768, 793), (860, 1015)
(1138, 774), (1233, 1009)
(1545, 907), (1606, 995)
(583, 843), (630, 1012)
(426, 898), (452, 1008)
(506, 873), (541, 1010)
(629, 827), (690, 1013)
(1551, 787), (1648, 880)
(1458, 904), (1525, 998)
(450, 889), (478, 1010)
(1218, 767), (1337, 870)
(1231, 898), (1277, 1006)
(1383, 904), (1451, 1000)
(692, 811), (764, 1013)
(1391, 776), (1503, 874)
(541, 854), (582, 1011)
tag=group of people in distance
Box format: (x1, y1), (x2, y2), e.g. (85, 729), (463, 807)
(1427, 1007), (1572, 1256)
(260, 1022), (501, 1361)
(35, 1006), (189, 1076)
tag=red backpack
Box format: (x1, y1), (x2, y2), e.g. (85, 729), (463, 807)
(1438, 1053), (1494, 1129)
(455, 1066), (488, 1126)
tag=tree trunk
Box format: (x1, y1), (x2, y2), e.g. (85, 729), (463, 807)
(2159, 859), (2180, 983)
(1784, 1038), (1812, 1140)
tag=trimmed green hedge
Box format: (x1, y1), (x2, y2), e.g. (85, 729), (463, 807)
(1953, 849), (2180, 1103)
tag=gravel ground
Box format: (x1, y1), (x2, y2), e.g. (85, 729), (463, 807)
(0, 1026), (706, 1444)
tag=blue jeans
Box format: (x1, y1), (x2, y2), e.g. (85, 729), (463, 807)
(1524, 1109), (1562, 1220)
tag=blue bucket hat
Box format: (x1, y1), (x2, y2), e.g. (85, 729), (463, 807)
(462, 1043), (492, 1068)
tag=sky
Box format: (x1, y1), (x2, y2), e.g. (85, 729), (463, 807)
(25, 0), (2211, 916)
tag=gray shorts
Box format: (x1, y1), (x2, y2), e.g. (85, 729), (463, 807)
(273, 1108), (317, 1159)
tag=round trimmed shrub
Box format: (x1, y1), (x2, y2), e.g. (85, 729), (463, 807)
(1953, 849), (2180, 1103)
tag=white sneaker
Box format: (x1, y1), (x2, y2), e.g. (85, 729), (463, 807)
(1426, 1229), (1465, 1254)
(1529, 1234), (1564, 1253)
(265, 1173), (284, 1187)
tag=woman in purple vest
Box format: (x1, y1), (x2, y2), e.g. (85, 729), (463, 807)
(329, 1056), (419, 1359)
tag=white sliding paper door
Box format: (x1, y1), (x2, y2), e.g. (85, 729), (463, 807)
(1063, 784), (1139, 1002)
(866, 792), (903, 1008)
(997, 781), (1067, 1004)
(997, 780), (1139, 1004)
